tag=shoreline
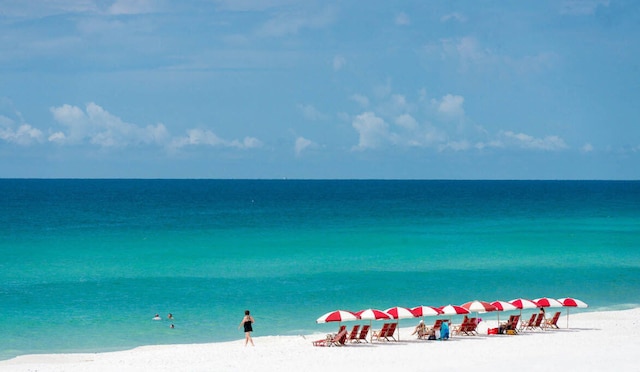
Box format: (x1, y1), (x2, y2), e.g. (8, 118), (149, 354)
(1, 307), (638, 372)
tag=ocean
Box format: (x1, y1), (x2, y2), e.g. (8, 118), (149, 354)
(1, 179), (639, 360)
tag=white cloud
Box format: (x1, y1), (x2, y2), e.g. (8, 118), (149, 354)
(582, 143), (594, 152)
(170, 129), (262, 150)
(333, 55), (346, 71)
(560, 0), (610, 15)
(257, 7), (335, 37)
(298, 104), (326, 121)
(0, 0), (99, 18)
(108, 0), (159, 15)
(347, 87), (573, 154)
(440, 140), (470, 152)
(350, 94), (370, 108)
(48, 131), (66, 143)
(0, 119), (44, 145)
(48, 101), (261, 153)
(50, 102), (169, 147)
(395, 12), (411, 26)
(441, 12), (467, 23)
(500, 131), (568, 151)
(395, 114), (418, 130)
(352, 112), (390, 150)
(211, 0), (300, 11)
(294, 136), (317, 156)
(433, 94), (465, 119)
(432, 37), (556, 74)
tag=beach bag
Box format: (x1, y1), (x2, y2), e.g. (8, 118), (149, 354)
(487, 328), (498, 335)
(428, 335), (436, 340)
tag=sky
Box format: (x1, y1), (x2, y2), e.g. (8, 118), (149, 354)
(1, 0), (639, 179)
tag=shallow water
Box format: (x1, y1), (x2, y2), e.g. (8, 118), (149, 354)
(1, 179), (639, 359)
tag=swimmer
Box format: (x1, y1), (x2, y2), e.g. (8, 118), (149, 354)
(170, 324), (175, 329)
(168, 313), (174, 320)
(153, 314), (161, 320)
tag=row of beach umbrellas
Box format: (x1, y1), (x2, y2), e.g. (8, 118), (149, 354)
(317, 297), (588, 332)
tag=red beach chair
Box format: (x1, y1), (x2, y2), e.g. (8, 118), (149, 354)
(519, 314), (536, 331)
(312, 329), (349, 347)
(545, 311), (561, 329)
(355, 324), (370, 343)
(372, 323), (391, 342)
(384, 322), (398, 341)
(346, 325), (360, 342)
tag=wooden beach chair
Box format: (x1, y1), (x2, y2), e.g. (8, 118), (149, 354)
(465, 317), (479, 335)
(501, 314), (520, 334)
(523, 313), (545, 331)
(510, 315), (520, 332)
(384, 322), (398, 341)
(545, 311), (561, 329)
(500, 315), (515, 333)
(346, 325), (360, 343)
(532, 313), (546, 330)
(354, 324), (370, 343)
(519, 314), (536, 331)
(372, 323), (391, 342)
(429, 319), (443, 333)
(452, 316), (470, 336)
(312, 329), (349, 347)
(454, 317), (478, 336)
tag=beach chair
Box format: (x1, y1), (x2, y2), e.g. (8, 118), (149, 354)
(455, 317), (478, 336)
(429, 319), (443, 333)
(354, 324), (370, 343)
(523, 313), (545, 331)
(312, 329), (349, 347)
(510, 315), (520, 332)
(519, 314), (536, 331)
(500, 315), (514, 333)
(465, 317), (479, 335)
(501, 314), (520, 334)
(372, 323), (391, 342)
(532, 313), (546, 330)
(384, 322), (398, 341)
(452, 316), (470, 336)
(545, 311), (561, 329)
(346, 325), (360, 343)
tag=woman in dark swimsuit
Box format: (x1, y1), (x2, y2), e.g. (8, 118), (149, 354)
(238, 310), (255, 346)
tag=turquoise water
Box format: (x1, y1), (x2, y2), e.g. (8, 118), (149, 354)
(1, 180), (639, 359)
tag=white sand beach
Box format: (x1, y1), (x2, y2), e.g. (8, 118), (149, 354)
(1, 308), (637, 372)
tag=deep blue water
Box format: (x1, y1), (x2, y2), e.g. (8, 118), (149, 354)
(1, 179), (639, 359)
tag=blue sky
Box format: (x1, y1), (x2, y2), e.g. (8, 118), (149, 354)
(1, 0), (638, 179)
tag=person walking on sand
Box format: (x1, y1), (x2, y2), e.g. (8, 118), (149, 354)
(238, 310), (255, 346)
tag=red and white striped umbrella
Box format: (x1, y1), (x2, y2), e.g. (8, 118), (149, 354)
(384, 306), (414, 341)
(491, 300), (518, 323)
(491, 301), (518, 312)
(384, 306), (416, 319)
(558, 298), (588, 308)
(438, 304), (470, 315)
(411, 305), (442, 317)
(558, 297), (588, 328)
(461, 300), (498, 313)
(534, 297), (563, 308)
(355, 308), (392, 321)
(509, 298), (539, 317)
(509, 298), (539, 310)
(356, 308), (391, 342)
(316, 310), (360, 324)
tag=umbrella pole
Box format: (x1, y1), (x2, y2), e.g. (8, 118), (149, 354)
(567, 308), (570, 328)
